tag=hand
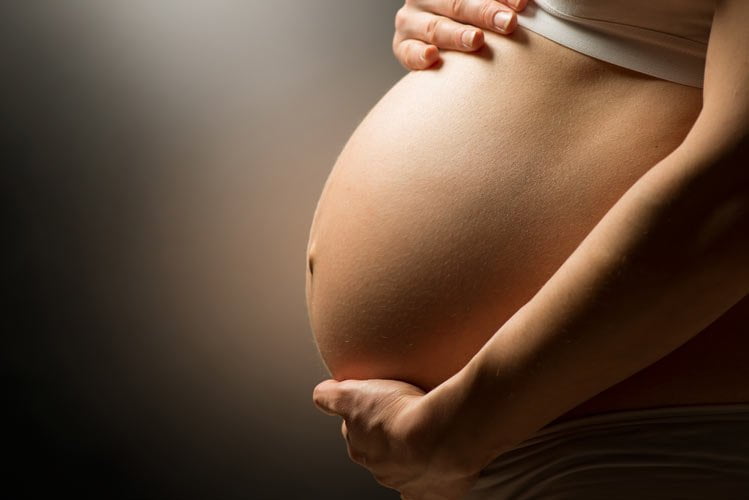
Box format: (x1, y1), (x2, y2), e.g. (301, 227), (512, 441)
(393, 0), (528, 70)
(312, 378), (485, 500)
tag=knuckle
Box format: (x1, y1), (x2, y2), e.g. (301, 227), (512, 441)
(479, 1), (497, 26)
(450, 0), (465, 16)
(345, 405), (361, 424)
(338, 380), (359, 401)
(407, 48), (423, 69)
(424, 17), (442, 42)
(454, 28), (467, 47)
(397, 46), (415, 69)
(361, 417), (381, 436)
(395, 6), (408, 31)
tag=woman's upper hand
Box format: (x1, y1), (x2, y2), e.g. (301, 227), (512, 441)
(312, 378), (489, 500)
(393, 0), (528, 70)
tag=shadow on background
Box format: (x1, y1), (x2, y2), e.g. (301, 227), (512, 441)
(3, 1), (406, 498)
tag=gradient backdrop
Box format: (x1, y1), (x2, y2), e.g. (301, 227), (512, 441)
(4, 1), (408, 498)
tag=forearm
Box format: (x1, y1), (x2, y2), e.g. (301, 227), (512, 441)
(425, 117), (749, 470)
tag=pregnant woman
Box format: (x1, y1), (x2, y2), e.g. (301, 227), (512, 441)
(308, 0), (749, 498)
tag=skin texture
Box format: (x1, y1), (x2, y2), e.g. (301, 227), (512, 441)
(308, 27), (706, 389)
(310, 1), (749, 498)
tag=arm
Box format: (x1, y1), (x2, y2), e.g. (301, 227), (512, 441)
(427, 0), (749, 468)
(313, 1), (748, 498)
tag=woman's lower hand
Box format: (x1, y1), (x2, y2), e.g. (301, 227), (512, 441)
(312, 378), (484, 500)
(393, 0), (528, 70)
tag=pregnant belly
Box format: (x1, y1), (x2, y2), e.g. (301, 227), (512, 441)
(306, 28), (705, 392)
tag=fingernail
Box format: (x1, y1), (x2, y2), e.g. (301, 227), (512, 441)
(420, 49), (428, 62)
(509, 0), (523, 8)
(461, 29), (477, 48)
(494, 11), (513, 31)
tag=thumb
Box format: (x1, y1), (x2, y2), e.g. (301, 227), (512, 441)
(312, 379), (355, 417)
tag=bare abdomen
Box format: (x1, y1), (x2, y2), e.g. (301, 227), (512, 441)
(306, 28), (704, 391)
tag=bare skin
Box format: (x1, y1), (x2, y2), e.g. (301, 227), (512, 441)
(309, 1), (749, 498)
(385, 0), (749, 423)
(308, 26), (748, 409)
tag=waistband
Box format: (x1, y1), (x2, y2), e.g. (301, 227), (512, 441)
(516, 1), (709, 88)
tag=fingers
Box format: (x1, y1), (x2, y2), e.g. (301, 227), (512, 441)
(313, 379), (369, 418)
(343, 415), (373, 468)
(312, 379), (350, 417)
(393, 0), (525, 70)
(343, 415), (371, 467)
(393, 38), (441, 70)
(399, 10), (486, 51)
(414, 0), (521, 34)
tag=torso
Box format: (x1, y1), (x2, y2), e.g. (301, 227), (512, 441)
(306, 27), (749, 425)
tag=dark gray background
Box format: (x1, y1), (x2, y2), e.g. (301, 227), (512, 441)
(3, 1), (408, 498)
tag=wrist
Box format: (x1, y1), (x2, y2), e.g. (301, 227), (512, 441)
(420, 358), (516, 475)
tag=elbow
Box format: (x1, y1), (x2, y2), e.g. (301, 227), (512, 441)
(687, 191), (749, 277)
(689, 135), (749, 263)
(669, 120), (749, 263)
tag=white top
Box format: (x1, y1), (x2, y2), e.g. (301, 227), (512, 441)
(516, 0), (718, 88)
